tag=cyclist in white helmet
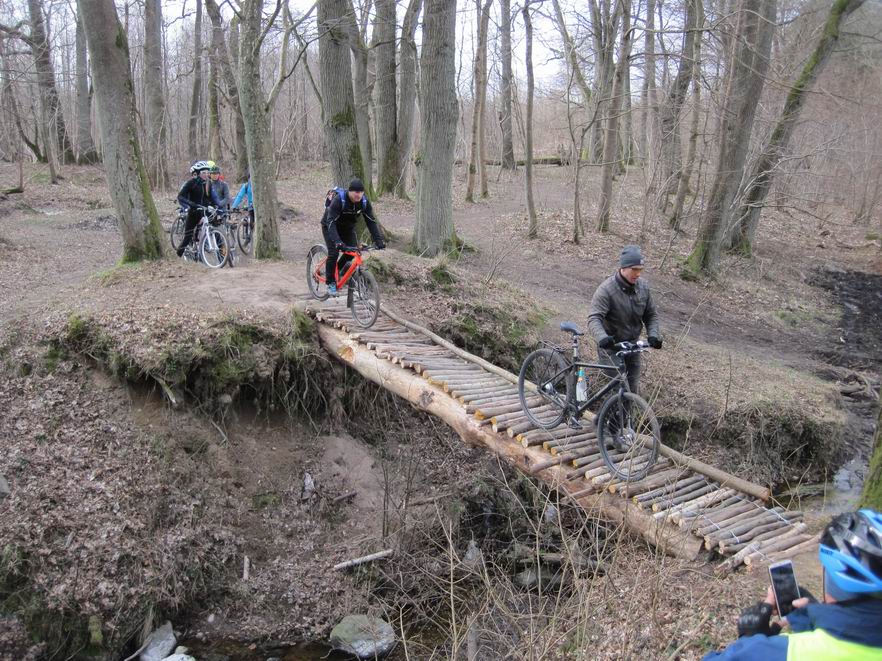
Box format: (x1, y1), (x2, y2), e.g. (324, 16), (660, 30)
(176, 161), (220, 257)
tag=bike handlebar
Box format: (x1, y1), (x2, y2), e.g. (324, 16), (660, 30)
(614, 340), (650, 355)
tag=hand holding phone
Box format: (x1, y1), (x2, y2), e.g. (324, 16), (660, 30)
(769, 560), (801, 616)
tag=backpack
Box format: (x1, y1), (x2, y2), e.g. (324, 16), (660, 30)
(325, 187), (367, 211)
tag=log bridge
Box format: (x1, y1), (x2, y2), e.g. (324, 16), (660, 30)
(304, 299), (816, 571)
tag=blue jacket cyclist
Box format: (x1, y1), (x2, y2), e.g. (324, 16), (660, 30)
(704, 508), (882, 660)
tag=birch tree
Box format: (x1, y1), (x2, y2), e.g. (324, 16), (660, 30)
(413, 0), (457, 256)
(76, 0), (164, 262)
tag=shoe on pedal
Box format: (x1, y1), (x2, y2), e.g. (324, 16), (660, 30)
(328, 283), (338, 297)
(567, 416), (583, 430)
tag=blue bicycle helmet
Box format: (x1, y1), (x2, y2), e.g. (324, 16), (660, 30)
(819, 508), (882, 598)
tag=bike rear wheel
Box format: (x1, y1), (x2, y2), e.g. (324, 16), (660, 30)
(518, 348), (570, 429)
(237, 214), (253, 254)
(200, 228), (229, 268)
(597, 392), (659, 482)
(350, 269), (380, 328)
(169, 215), (185, 251)
(306, 244), (330, 300)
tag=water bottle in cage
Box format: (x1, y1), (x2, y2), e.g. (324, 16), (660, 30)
(576, 367), (588, 402)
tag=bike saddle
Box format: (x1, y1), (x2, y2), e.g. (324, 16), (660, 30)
(560, 321), (584, 336)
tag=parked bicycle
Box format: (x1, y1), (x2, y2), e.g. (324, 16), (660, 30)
(517, 322), (660, 481)
(178, 206), (230, 269)
(306, 243), (380, 328)
(230, 207), (253, 255)
(169, 208), (186, 253)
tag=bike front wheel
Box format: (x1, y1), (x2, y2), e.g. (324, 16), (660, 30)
(169, 215), (185, 251)
(350, 270), (380, 328)
(597, 392), (660, 482)
(200, 228), (229, 268)
(306, 244), (330, 300)
(518, 348), (570, 430)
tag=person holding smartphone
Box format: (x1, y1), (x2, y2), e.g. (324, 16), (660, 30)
(704, 508), (882, 660)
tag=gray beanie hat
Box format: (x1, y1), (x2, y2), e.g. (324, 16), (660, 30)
(620, 245), (645, 269)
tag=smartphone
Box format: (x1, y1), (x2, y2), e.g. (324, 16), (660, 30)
(769, 560), (801, 616)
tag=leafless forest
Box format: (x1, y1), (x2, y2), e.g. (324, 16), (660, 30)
(0, 0), (879, 263)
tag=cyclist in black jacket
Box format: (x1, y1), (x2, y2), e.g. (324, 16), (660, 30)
(321, 178), (385, 295)
(176, 160), (220, 257)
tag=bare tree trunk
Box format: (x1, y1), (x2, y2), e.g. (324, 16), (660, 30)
(238, 0), (282, 258)
(205, 0), (248, 182)
(523, 0), (538, 237)
(685, 0), (775, 276)
(143, 0), (167, 187)
(345, 4), (373, 191)
(394, 0), (422, 198)
(596, 0), (632, 233)
(465, 0), (493, 203)
(589, 0), (618, 163)
(374, 0), (397, 194)
(620, 51), (633, 169)
(730, 0), (865, 255)
(413, 0), (457, 256)
(657, 0), (699, 208)
(28, 0), (75, 164)
(319, 0), (363, 186)
(669, 0), (703, 231)
(74, 15), (98, 164)
(638, 0), (656, 164)
(207, 42), (222, 161)
(499, 0), (515, 170)
(76, 0), (164, 261)
(188, 0), (203, 157)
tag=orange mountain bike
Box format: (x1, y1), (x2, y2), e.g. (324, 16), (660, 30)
(306, 243), (381, 328)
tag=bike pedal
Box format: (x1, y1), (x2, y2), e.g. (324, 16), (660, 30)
(567, 417), (583, 430)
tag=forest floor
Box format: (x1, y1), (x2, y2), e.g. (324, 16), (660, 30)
(0, 161), (880, 660)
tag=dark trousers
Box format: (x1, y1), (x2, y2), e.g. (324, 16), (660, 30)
(179, 208), (202, 255)
(321, 223), (357, 286)
(599, 349), (642, 396)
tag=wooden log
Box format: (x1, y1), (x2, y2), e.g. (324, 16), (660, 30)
(548, 438), (596, 456)
(530, 446), (603, 474)
(474, 399), (540, 419)
(705, 510), (801, 548)
(636, 475), (705, 505)
(521, 425), (597, 447)
(333, 548), (394, 570)
(698, 504), (782, 538)
(658, 445), (771, 501)
(760, 535), (819, 564)
(617, 468), (690, 497)
(607, 459), (672, 493)
(645, 479), (711, 510)
(745, 534), (817, 567)
(692, 503), (759, 536)
(652, 484), (715, 512)
(421, 368), (489, 379)
(678, 496), (745, 524)
(493, 406), (552, 425)
(721, 522), (807, 554)
(429, 374), (504, 386)
(507, 419), (544, 436)
(717, 515), (804, 552)
(657, 488), (734, 522)
(314, 316), (704, 561)
(545, 432), (597, 450)
(381, 307), (522, 386)
(458, 388), (519, 403)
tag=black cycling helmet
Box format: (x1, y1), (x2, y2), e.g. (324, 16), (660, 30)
(819, 508), (882, 598)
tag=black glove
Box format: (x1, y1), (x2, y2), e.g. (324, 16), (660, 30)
(598, 336), (615, 350)
(737, 602), (781, 638)
(796, 585), (818, 605)
(334, 241), (344, 250)
(375, 240), (385, 250)
(648, 336), (662, 349)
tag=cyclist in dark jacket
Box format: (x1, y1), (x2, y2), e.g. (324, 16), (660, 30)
(704, 508), (882, 661)
(209, 164), (231, 210)
(176, 160), (220, 257)
(321, 178), (385, 295)
(587, 244), (661, 395)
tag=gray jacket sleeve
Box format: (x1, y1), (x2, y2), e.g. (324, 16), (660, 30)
(587, 283), (612, 343)
(643, 288), (660, 339)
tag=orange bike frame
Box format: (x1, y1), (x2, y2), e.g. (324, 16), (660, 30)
(316, 249), (362, 288)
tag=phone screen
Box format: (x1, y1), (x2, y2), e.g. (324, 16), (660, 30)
(769, 561), (800, 616)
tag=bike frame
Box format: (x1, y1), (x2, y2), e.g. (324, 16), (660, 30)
(313, 248), (365, 288)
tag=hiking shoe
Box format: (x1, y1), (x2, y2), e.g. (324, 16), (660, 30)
(328, 283), (339, 297)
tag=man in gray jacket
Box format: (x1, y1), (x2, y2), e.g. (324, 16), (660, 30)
(587, 245), (662, 396)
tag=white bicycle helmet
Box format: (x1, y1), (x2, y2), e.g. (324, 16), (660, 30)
(190, 160), (211, 175)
